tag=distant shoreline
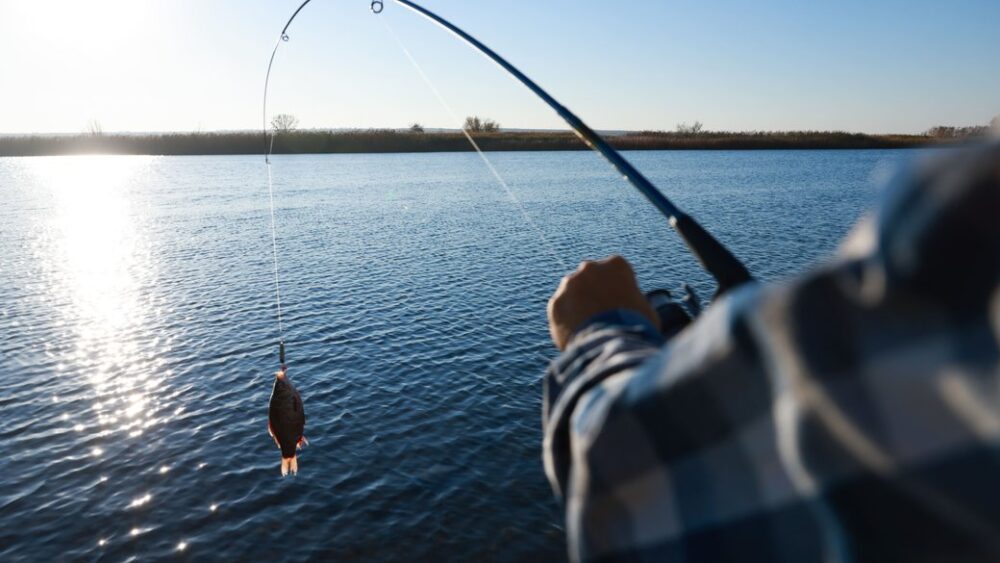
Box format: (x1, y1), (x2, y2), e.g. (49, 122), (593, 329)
(0, 130), (963, 157)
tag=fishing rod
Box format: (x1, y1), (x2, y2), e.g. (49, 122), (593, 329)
(265, 0), (753, 301)
(387, 0), (752, 296)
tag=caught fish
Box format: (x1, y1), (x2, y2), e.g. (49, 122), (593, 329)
(268, 368), (306, 476)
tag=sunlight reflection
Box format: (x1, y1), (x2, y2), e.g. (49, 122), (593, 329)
(27, 156), (167, 461)
(128, 493), (153, 509)
(35, 157), (143, 331)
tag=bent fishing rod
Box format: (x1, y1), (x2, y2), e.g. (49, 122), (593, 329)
(266, 0), (753, 298)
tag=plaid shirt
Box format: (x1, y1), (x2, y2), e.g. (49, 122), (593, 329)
(543, 141), (1000, 563)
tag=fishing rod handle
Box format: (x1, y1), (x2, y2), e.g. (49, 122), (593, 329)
(671, 213), (753, 296)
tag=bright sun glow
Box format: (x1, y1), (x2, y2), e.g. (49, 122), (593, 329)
(13, 0), (150, 46)
(4, 0), (159, 133)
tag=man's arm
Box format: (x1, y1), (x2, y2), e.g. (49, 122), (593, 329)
(543, 268), (812, 562)
(543, 255), (665, 499)
(543, 307), (665, 500)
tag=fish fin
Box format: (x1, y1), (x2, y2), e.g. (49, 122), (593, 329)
(281, 457), (290, 476)
(290, 456), (298, 475)
(267, 423), (280, 448)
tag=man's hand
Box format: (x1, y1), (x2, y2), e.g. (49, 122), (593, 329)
(547, 255), (659, 350)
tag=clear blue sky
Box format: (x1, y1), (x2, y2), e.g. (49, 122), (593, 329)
(2, 0), (998, 134)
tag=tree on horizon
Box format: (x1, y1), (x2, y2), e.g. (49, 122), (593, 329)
(271, 114), (299, 133)
(464, 116), (499, 133)
(676, 121), (704, 134)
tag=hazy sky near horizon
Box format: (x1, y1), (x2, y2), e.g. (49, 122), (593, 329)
(2, 0), (998, 135)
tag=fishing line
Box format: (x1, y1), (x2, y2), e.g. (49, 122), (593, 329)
(379, 17), (570, 272)
(261, 0), (571, 362)
(263, 13), (301, 363)
(265, 162), (284, 341)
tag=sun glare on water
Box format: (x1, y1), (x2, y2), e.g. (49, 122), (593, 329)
(26, 154), (183, 549)
(33, 156), (147, 329)
(28, 155), (173, 465)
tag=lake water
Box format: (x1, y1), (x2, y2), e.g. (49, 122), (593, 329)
(0, 149), (919, 560)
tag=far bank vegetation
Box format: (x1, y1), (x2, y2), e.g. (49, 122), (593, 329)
(2, 116), (996, 157)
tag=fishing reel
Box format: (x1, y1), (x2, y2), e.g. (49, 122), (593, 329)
(646, 284), (703, 340)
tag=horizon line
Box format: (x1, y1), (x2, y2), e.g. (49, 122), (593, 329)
(0, 126), (963, 138)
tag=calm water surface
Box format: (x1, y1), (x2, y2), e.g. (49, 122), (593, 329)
(0, 150), (919, 560)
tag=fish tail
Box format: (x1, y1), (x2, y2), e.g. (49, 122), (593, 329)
(281, 456), (298, 476)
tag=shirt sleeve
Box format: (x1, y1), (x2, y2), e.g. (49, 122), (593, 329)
(543, 288), (796, 563)
(543, 308), (665, 499)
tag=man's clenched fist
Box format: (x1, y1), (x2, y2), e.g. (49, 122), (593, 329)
(547, 255), (659, 350)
